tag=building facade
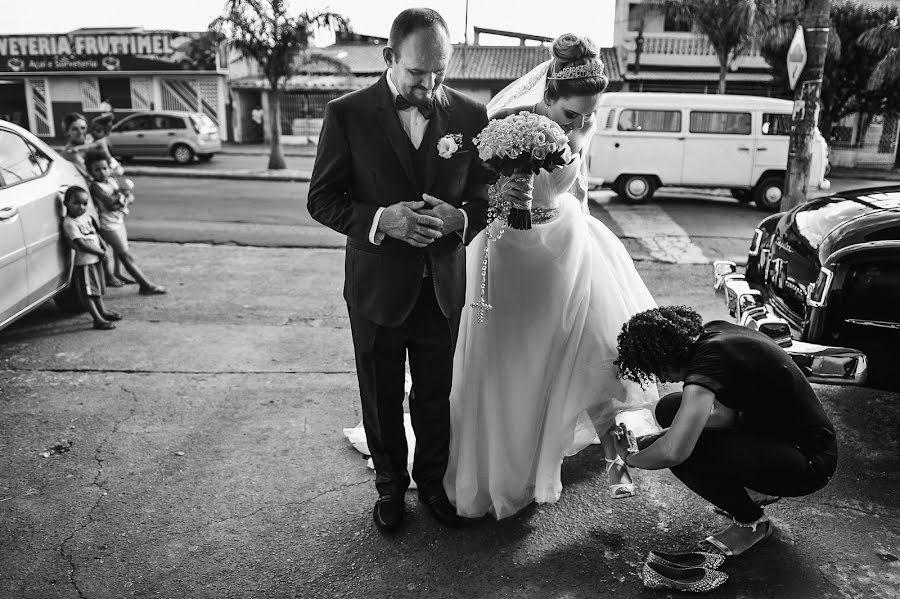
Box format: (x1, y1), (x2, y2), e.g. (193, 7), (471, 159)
(613, 0), (775, 95)
(227, 33), (623, 144)
(0, 28), (229, 141)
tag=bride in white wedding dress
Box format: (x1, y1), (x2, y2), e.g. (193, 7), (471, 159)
(443, 34), (660, 520)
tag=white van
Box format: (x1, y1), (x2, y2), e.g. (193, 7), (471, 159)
(586, 93), (830, 211)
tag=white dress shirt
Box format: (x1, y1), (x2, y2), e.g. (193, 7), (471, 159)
(368, 69), (467, 245)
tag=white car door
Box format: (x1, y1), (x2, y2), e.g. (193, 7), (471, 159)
(682, 110), (755, 187)
(0, 128), (42, 327)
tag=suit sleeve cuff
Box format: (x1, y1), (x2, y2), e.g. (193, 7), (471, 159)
(368, 207), (386, 245)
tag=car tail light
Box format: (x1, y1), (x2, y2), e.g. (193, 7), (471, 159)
(748, 228), (764, 256)
(806, 266), (833, 308)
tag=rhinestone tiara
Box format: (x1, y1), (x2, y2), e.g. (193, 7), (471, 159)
(547, 59), (605, 80)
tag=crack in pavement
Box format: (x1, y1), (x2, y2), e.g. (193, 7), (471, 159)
(170, 479), (372, 537)
(57, 385), (140, 599)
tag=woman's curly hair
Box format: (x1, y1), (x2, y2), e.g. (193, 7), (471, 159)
(615, 306), (704, 386)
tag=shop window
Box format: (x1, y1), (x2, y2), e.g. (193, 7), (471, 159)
(98, 78), (133, 111)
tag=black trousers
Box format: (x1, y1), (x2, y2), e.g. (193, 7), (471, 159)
(348, 281), (457, 498)
(647, 392), (836, 523)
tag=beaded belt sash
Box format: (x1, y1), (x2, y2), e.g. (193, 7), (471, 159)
(530, 206), (560, 224)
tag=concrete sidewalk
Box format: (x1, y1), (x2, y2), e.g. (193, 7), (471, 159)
(1, 242), (897, 599)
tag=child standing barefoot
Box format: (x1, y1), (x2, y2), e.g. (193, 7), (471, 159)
(86, 153), (166, 296)
(61, 187), (123, 330)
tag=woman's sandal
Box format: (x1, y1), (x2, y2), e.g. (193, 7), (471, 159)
(642, 561), (728, 593)
(647, 550), (725, 570)
(106, 278), (125, 288)
(698, 515), (775, 557)
(604, 456), (635, 499)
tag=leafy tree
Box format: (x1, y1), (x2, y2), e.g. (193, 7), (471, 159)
(858, 8), (900, 90)
(761, 1), (900, 140)
(649, 1), (777, 94)
(210, 0), (349, 169)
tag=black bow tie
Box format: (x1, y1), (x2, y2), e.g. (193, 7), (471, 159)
(394, 94), (434, 119)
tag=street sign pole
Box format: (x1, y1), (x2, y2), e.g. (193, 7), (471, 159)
(782, 0), (831, 211)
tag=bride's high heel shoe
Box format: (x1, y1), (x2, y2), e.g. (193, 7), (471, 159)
(604, 456), (635, 499)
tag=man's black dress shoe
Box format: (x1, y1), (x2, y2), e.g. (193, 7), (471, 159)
(373, 495), (405, 533)
(419, 491), (463, 528)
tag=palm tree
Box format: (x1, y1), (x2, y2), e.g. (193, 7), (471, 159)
(649, 0), (776, 94)
(858, 10), (900, 90)
(210, 0), (349, 169)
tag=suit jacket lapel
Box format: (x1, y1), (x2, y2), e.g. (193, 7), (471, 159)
(423, 87), (451, 194)
(375, 73), (418, 187)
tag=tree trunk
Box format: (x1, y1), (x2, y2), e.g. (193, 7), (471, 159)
(718, 61), (728, 94)
(268, 87), (287, 170)
(782, 0), (831, 211)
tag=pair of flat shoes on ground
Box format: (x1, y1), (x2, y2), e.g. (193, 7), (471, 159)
(642, 550), (729, 594)
(643, 517), (776, 593)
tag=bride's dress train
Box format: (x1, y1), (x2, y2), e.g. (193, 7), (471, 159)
(442, 154), (659, 519)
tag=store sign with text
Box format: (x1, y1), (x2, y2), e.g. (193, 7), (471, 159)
(0, 31), (218, 73)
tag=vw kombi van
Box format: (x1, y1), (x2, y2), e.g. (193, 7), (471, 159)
(586, 93), (830, 211)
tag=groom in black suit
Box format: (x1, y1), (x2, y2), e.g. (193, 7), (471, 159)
(308, 8), (490, 533)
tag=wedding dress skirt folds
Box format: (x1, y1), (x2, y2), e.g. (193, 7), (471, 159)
(444, 156), (659, 519)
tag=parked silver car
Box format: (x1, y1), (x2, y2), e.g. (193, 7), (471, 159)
(0, 120), (86, 331)
(109, 111), (221, 164)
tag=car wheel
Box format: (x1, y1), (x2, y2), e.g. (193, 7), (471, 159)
(172, 144), (195, 164)
(730, 188), (751, 203)
(753, 176), (784, 212)
(54, 285), (85, 314)
(197, 153), (214, 162)
(617, 175), (656, 203)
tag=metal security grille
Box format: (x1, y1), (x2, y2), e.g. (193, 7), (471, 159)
(278, 91), (344, 136)
(161, 78), (200, 113)
(80, 78), (101, 111)
(27, 78), (52, 136)
(160, 78), (220, 126)
(130, 77), (153, 111)
(198, 79), (220, 125)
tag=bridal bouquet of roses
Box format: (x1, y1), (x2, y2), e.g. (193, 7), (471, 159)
(474, 111), (570, 230)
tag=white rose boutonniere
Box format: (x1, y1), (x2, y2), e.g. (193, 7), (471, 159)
(437, 133), (463, 159)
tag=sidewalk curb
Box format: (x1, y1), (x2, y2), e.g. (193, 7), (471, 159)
(829, 168), (900, 181)
(126, 166), (312, 182)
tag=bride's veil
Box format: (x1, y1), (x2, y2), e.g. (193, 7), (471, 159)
(486, 59), (552, 118)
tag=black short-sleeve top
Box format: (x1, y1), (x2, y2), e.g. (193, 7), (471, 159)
(684, 321), (837, 466)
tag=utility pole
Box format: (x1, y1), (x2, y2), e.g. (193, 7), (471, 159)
(782, 0), (831, 211)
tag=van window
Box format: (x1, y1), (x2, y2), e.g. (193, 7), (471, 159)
(762, 113), (791, 136)
(690, 111), (751, 135)
(605, 109), (616, 129)
(617, 109), (681, 133)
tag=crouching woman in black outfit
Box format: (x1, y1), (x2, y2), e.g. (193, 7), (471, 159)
(612, 306), (837, 557)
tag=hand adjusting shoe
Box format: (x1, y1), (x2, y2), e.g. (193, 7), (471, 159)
(373, 494), (405, 533)
(419, 490), (463, 528)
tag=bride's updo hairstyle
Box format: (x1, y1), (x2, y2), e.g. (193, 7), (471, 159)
(545, 33), (609, 101)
